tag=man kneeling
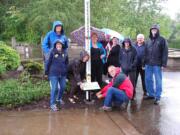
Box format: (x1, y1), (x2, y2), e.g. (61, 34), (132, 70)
(96, 65), (133, 111)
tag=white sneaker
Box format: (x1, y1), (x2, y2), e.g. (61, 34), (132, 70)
(50, 104), (59, 111)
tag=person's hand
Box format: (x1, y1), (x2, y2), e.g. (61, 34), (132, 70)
(100, 55), (105, 59)
(96, 92), (103, 99)
(142, 66), (145, 70)
(161, 66), (166, 71)
(77, 82), (82, 86)
(96, 92), (101, 96)
(97, 94), (103, 99)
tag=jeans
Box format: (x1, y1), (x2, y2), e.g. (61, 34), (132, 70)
(49, 76), (66, 106)
(145, 65), (162, 100)
(104, 87), (129, 107)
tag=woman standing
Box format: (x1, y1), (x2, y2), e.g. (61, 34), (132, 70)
(106, 37), (121, 68)
(119, 38), (137, 99)
(45, 39), (68, 111)
(91, 33), (106, 87)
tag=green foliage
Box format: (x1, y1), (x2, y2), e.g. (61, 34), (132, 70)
(169, 39), (180, 49)
(23, 60), (43, 75)
(0, 0), (175, 43)
(0, 76), (50, 107)
(0, 41), (20, 75)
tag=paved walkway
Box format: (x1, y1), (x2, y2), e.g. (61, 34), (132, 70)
(0, 72), (180, 135)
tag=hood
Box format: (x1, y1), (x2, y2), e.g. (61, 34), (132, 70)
(80, 50), (89, 61)
(52, 20), (64, 34)
(115, 67), (121, 75)
(149, 24), (160, 39)
(122, 38), (132, 48)
(53, 39), (65, 49)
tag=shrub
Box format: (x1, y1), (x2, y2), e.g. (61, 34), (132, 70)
(23, 60), (43, 74)
(0, 41), (20, 75)
(0, 77), (50, 108)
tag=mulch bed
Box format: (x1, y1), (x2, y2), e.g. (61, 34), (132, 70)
(0, 90), (103, 112)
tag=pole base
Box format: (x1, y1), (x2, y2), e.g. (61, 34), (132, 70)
(84, 99), (95, 105)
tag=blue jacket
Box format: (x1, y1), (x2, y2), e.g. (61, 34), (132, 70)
(45, 40), (68, 77)
(42, 21), (68, 54)
(90, 41), (106, 64)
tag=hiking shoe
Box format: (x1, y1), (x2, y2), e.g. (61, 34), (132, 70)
(68, 98), (76, 104)
(73, 95), (79, 100)
(50, 104), (59, 111)
(154, 99), (160, 105)
(99, 106), (112, 112)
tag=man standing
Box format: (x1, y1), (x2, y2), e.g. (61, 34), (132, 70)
(144, 24), (168, 105)
(134, 34), (147, 96)
(42, 20), (68, 65)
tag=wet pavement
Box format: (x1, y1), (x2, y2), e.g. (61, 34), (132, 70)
(0, 72), (180, 135)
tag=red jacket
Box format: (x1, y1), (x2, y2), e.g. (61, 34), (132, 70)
(100, 68), (133, 99)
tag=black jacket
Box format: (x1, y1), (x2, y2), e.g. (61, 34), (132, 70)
(67, 59), (86, 82)
(107, 45), (121, 67)
(145, 36), (168, 67)
(119, 38), (137, 74)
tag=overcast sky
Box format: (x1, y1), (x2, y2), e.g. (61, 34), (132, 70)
(162, 0), (180, 19)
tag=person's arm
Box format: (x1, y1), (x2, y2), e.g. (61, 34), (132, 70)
(162, 39), (168, 67)
(100, 82), (113, 98)
(131, 47), (138, 69)
(99, 43), (106, 59)
(65, 54), (69, 65)
(45, 51), (53, 75)
(64, 36), (69, 49)
(72, 61), (81, 83)
(112, 73), (126, 88)
(119, 49), (122, 67)
(42, 32), (51, 54)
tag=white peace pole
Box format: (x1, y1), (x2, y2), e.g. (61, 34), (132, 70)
(82, 0), (100, 102)
(85, 0), (91, 82)
(85, 0), (91, 101)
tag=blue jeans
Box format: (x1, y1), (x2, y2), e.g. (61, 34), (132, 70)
(49, 76), (66, 106)
(104, 87), (129, 107)
(145, 65), (162, 100)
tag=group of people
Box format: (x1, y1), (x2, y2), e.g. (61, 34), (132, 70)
(42, 20), (168, 111)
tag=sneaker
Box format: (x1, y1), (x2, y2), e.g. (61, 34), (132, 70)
(73, 95), (79, 100)
(68, 98), (76, 104)
(143, 96), (155, 100)
(120, 102), (128, 110)
(50, 104), (59, 111)
(99, 106), (112, 111)
(154, 99), (160, 105)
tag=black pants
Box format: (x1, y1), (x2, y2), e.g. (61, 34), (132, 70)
(128, 71), (136, 98)
(91, 60), (103, 87)
(123, 70), (136, 99)
(69, 77), (80, 98)
(135, 66), (147, 95)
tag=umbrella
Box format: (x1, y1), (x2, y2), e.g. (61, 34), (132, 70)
(70, 26), (105, 46)
(101, 28), (124, 41)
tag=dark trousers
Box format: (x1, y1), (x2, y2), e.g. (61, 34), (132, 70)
(135, 67), (146, 95)
(129, 71), (136, 98)
(91, 60), (103, 87)
(69, 78), (80, 98)
(123, 70), (136, 99)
